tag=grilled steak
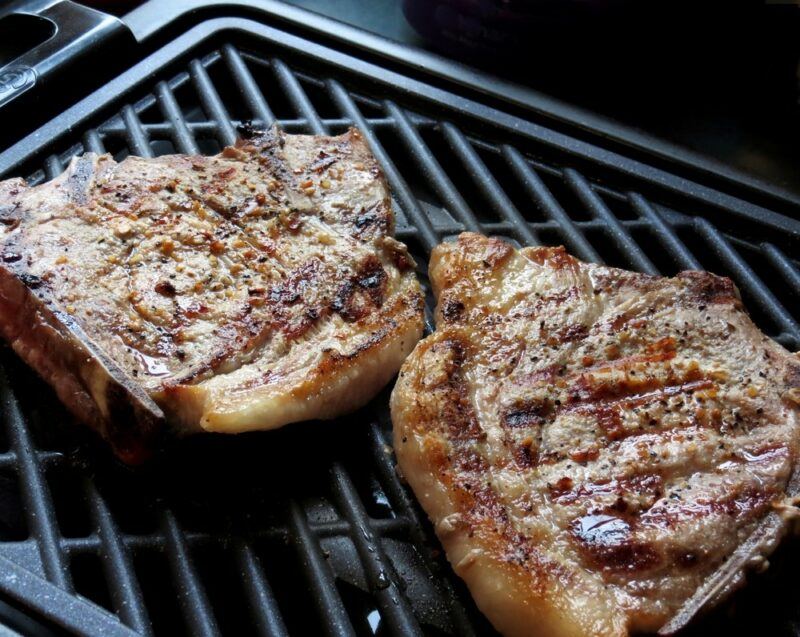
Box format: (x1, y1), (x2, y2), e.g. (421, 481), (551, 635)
(0, 127), (424, 462)
(391, 232), (800, 637)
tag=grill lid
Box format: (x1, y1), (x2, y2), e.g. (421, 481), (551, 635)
(0, 3), (798, 636)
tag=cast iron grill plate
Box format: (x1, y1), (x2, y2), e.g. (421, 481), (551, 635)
(0, 16), (798, 637)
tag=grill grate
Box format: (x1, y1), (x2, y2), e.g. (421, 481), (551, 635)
(0, 21), (799, 637)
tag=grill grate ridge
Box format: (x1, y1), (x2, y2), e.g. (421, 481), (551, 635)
(563, 168), (659, 274)
(84, 481), (152, 637)
(0, 367), (72, 592)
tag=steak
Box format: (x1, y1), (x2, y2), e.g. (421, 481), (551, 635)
(0, 127), (424, 463)
(391, 232), (800, 636)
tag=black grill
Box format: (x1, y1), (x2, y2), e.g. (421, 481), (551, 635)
(0, 8), (798, 637)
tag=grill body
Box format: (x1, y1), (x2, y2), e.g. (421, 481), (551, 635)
(0, 5), (797, 637)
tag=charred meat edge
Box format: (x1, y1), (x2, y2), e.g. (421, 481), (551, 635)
(0, 266), (164, 463)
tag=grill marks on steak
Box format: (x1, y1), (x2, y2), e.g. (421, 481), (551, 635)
(0, 127), (423, 460)
(391, 233), (800, 637)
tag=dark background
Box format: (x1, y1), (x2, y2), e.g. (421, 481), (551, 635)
(277, 0), (800, 197)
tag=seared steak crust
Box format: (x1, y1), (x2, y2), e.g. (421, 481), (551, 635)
(0, 128), (423, 461)
(391, 232), (800, 636)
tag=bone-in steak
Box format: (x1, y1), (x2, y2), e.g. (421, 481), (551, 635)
(0, 128), (423, 462)
(391, 232), (800, 636)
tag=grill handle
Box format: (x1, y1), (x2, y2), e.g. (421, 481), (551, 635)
(0, 0), (126, 108)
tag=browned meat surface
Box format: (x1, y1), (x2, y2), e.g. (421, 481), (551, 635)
(391, 232), (800, 637)
(0, 128), (423, 462)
